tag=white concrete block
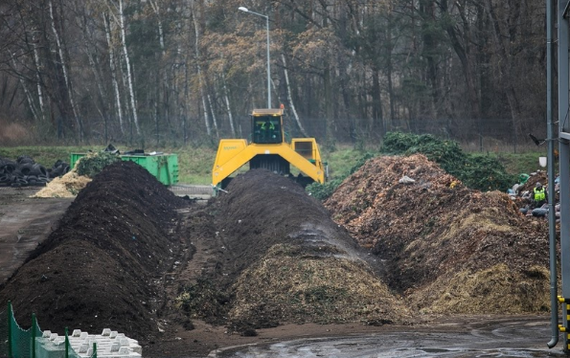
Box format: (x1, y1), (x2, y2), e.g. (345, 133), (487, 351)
(38, 327), (142, 358)
(131, 344), (142, 354)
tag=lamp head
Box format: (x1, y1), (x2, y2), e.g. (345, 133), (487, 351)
(238, 6), (249, 12)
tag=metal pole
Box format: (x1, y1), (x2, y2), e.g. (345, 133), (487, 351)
(238, 7), (271, 108)
(32, 314), (37, 358)
(547, 0), (559, 348)
(558, 0), (570, 353)
(266, 15), (271, 108)
(7, 301), (12, 358)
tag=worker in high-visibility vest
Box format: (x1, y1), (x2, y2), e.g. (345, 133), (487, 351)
(532, 182), (547, 208)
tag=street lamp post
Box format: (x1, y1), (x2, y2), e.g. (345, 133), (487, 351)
(238, 6), (271, 108)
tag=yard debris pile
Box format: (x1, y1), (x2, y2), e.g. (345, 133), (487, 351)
(0, 161), (187, 341)
(325, 154), (550, 314)
(175, 169), (411, 334)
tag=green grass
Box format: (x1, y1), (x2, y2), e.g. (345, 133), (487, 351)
(173, 147), (216, 184)
(495, 151), (549, 175)
(323, 146), (377, 180)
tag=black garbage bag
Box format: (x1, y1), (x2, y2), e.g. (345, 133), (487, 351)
(532, 208), (548, 217)
(104, 143), (119, 154)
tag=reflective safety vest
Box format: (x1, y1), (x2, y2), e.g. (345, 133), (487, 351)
(260, 121), (275, 130)
(534, 187), (546, 201)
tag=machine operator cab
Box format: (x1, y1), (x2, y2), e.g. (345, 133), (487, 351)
(251, 108), (284, 144)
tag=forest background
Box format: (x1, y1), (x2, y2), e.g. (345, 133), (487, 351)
(0, 0), (549, 153)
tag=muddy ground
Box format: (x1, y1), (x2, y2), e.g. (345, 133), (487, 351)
(0, 187), (72, 284)
(0, 156), (555, 357)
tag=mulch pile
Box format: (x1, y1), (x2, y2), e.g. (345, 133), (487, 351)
(0, 161), (187, 341)
(324, 154), (550, 314)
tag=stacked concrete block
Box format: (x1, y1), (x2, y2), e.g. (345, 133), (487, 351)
(36, 328), (142, 358)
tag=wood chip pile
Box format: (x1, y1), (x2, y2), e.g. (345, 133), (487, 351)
(325, 154), (550, 314)
(32, 170), (91, 198)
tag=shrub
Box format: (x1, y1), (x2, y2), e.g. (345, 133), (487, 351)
(75, 152), (121, 178)
(381, 132), (516, 192)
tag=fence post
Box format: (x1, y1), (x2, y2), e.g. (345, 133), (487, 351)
(65, 327), (69, 358)
(31, 314), (36, 358)
(7, 301), (12, 358)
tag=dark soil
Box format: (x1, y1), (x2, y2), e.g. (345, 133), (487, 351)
(0, 161), (188, 341)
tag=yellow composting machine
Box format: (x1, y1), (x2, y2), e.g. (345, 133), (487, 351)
(212, 107), (327, 189)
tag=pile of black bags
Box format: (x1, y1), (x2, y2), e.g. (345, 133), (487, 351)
(0, 156), (69, 187)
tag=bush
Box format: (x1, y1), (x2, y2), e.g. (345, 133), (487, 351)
(306, 179), (344, 201)
(381, 132), (516, 192)
(75, 152), (121, 178)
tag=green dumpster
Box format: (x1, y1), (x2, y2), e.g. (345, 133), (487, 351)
(70, 153), (179, 186)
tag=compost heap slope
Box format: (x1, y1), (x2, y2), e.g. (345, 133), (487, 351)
(0, 161), (187, 340)
(325, 154), (550, 314)
(209, 169), (410, 329)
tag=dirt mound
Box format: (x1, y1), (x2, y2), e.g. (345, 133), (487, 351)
(0, 161), (187, 341)
(325, 154), (550, 314)
(175, 169), (410, 333)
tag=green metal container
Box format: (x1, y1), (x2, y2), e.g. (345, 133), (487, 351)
(70, 153), (179, 186)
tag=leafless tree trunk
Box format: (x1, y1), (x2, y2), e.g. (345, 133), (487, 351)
(440, 0), (481, 120)
(78, 8), (109, 142)
(31, 35), (46, 124)
(10, 54), (39, 123)
(221, 73), (236, 136)
(207, 93), (219, 139)
(191, 1), (211, 136)
(483, 0), (522, 151)
(103, 13), (124, 134)
(118, 0), (140, 135)
(49, 0), (83, 140)
(281, 54), (307, 137)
